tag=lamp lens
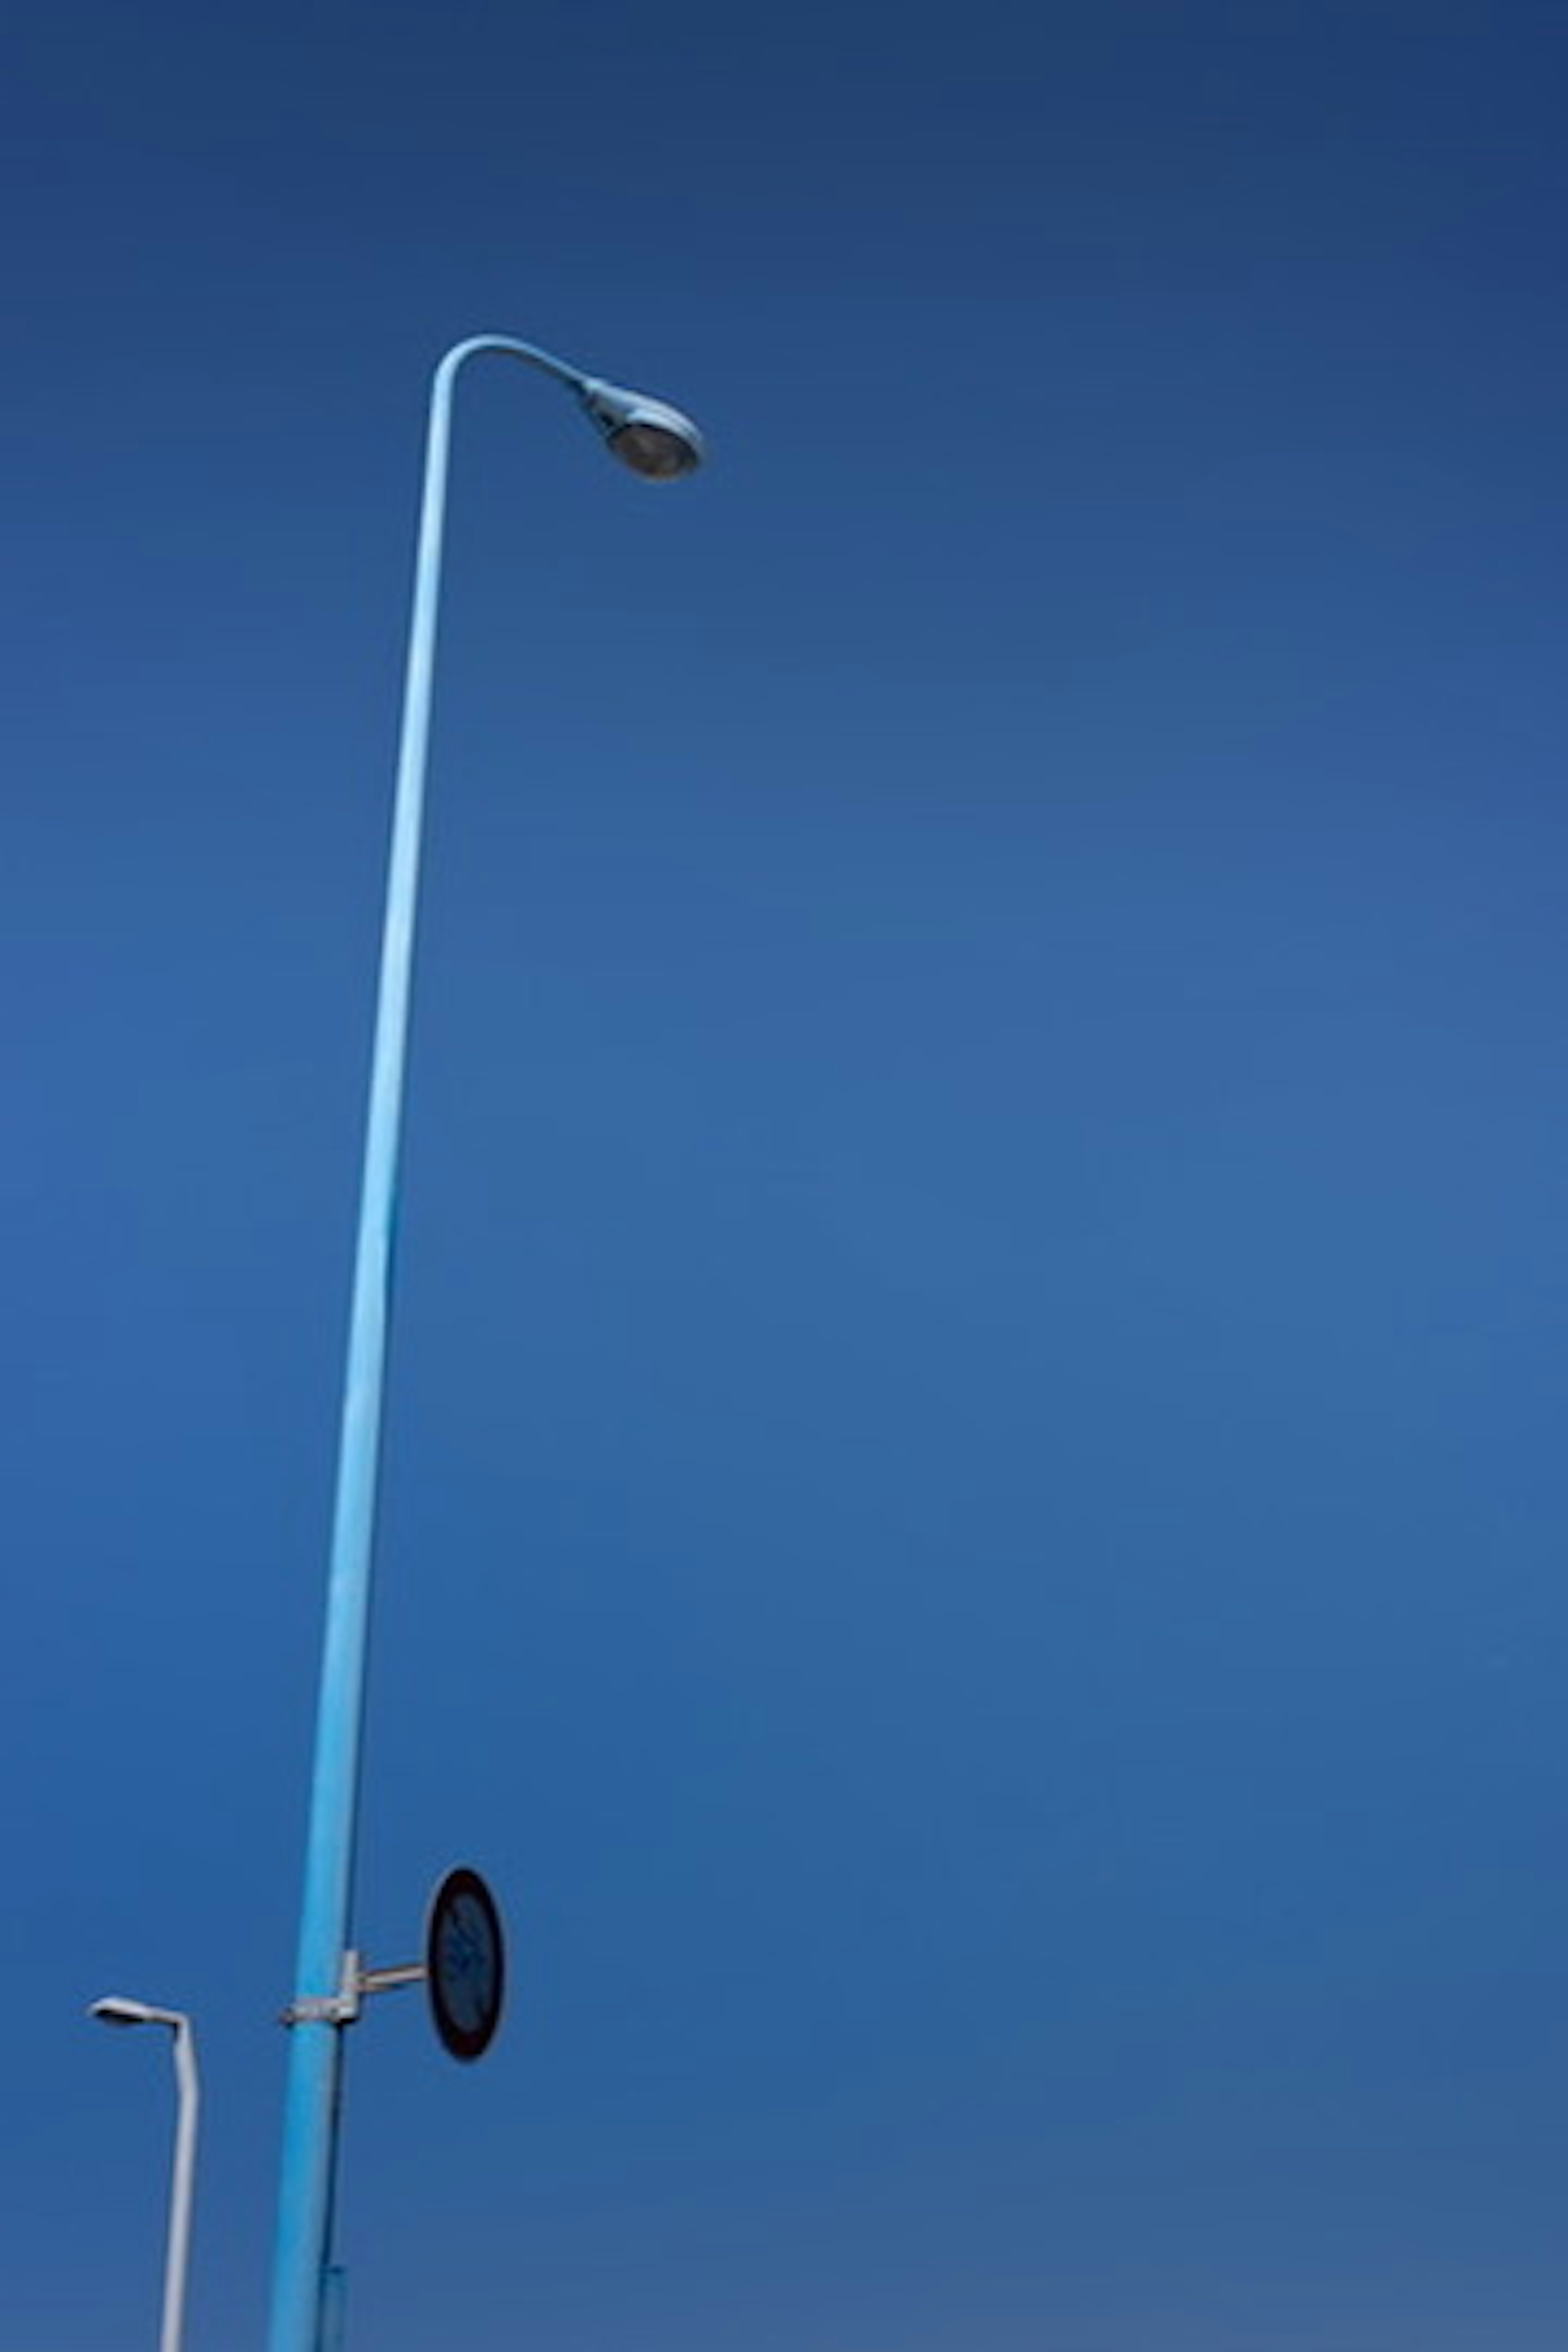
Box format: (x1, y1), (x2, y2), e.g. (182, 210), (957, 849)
(608, 420), (699, 480)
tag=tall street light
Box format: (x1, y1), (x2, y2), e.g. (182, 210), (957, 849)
(89, 1996), (200, 2352)
(268, 335), (704, 2352)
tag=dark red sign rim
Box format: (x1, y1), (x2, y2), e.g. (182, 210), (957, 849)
(425, 1866), (505, 2063)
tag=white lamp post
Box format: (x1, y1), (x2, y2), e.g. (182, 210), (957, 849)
(90, 1996), (200, 2352)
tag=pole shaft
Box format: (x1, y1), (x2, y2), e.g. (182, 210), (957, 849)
(161, 2022), (199, 2352)
(266, 354), (457, 2352)
(265, 333), (594, 2352)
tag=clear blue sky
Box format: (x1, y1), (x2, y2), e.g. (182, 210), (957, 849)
(4, 2), (1565, 2345)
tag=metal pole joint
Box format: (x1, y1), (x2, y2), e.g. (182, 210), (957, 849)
(280, 1950), (427, 2028)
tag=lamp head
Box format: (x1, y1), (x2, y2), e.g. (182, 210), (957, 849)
(577, 379), (704, 481)
(90, 1996), (162, 2028)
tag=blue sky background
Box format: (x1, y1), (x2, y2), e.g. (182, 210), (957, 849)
(4, 2), (1565, 2345)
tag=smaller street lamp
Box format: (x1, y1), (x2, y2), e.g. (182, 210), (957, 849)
(89, 1995), (200, 2352)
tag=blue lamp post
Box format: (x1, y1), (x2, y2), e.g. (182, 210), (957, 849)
(268, 334), (704, 2352)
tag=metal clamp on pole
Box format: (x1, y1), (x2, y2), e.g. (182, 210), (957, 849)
(281, 1950), (427, 2029)
(280, 1950), (363, 2030)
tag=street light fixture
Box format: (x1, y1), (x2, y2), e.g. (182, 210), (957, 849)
(576, 377), (704, 477)
(89, 1995), (199, 2352)
(267, 334), (704, 2352)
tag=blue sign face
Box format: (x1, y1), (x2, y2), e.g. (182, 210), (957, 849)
(425, 1868), (505, 2062)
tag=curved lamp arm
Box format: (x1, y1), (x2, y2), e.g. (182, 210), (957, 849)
(432, 332), (705, 475)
